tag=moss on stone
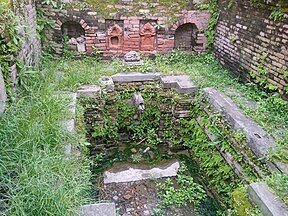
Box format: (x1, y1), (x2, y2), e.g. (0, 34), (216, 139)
(231, 187), (252, 216)
(68, 0), (193, 22)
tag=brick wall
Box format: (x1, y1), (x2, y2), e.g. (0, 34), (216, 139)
(38, 0), (210, 57)
(214, 0), (288, 97)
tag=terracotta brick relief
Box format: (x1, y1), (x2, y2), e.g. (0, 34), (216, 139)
(140, 22), (156, 51)
(107, 23), (123, 50)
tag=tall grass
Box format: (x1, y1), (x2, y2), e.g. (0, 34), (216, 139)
(0, 64), (91, 215)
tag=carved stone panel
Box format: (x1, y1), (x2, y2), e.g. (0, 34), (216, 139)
(107, 24), (123, 50)
(140, 22), (156, 51)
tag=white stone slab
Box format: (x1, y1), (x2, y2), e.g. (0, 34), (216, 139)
(77, 85), (101, 98)
(0, 66), (7, 113)
(77, 43), (86, 52)
(78, 203), (116, 216)
(103, 160), (180, 184)
(111, 72), (161, 82)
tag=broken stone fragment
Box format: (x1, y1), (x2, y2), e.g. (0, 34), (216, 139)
(77, 43), (86, 52)
(124, 51), (141, 62)
(143, 147), (150, 153)
(123, 194), (132, 200)
(76, 35), (85, 43)
(148, 151), (155, 159)
(130, 148), (137, 153)
(68, 37), (77, 45)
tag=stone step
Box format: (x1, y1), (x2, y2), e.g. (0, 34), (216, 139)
(203, 88), (275, 158)
(248, 182), (288, 216)
(78, 203), (116, 216)
(112, 72), (161, 82)
(160, 75), (196, 95)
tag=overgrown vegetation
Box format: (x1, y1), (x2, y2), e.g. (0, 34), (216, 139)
(2, 48), (288, 214)
(157, 163), (207, 209)
(0, 1), (22, 99)
(0, 56), (93, 215)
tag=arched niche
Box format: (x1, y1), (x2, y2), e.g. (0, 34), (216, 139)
(140, 22), (156, 51)
(61, 21), (85, 39)
(107, 24), (123, 50)
(174, 23), (198, 50)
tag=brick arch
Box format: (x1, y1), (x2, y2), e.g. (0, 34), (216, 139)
(172, 18), (207, 52)
(171, 18), (202, 32)
(55, 16), (90, 32)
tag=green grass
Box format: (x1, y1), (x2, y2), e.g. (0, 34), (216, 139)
(0, 62), (92, 215)
(40, 56), (116, 91)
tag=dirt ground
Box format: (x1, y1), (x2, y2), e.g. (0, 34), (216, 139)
(101, 178), (196, 216)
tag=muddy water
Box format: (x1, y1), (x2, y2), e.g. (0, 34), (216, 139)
(90, 141), (220, 215)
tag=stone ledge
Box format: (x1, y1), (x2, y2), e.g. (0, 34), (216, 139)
(203, 87), (276, 159)
(78, 203), (116, 216)
(160, 75), (196, 95)
(111, 72), (161, 82)
(0, 67), (7, 114)
(58, 92), (77, 156)
(248, 182), (288, 216)
(77, 85), (101, 98)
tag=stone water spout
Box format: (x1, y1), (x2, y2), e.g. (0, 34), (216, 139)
(132, 91), (145, 119)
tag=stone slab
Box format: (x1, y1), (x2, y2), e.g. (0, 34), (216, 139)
(123, 60), (143, 66)
(0, 67), (7, 113)
(64, 92), (77, 117)
(103, 160), (180, 184)
(203, 87), (276, 158)
(78, 203), (116, 216)
(77, 85), (101, 98)
(160, 75), (196, 95)
(77, 43), (86, 52)
(111, 72), (161, 83)
(248, 182), (288, 216)
(57, 92), (77, 156)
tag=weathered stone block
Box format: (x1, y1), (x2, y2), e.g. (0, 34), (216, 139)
(112, 72), (161, 82)
(99, 76), (114, 93)
(77, 85), (101, 98)
(203, 87), (276, 158)
(248, 182), (288, 216)
(78, 203), (116, 216)
(160, 75), (196, 95)
(0, 67), (7, 113)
